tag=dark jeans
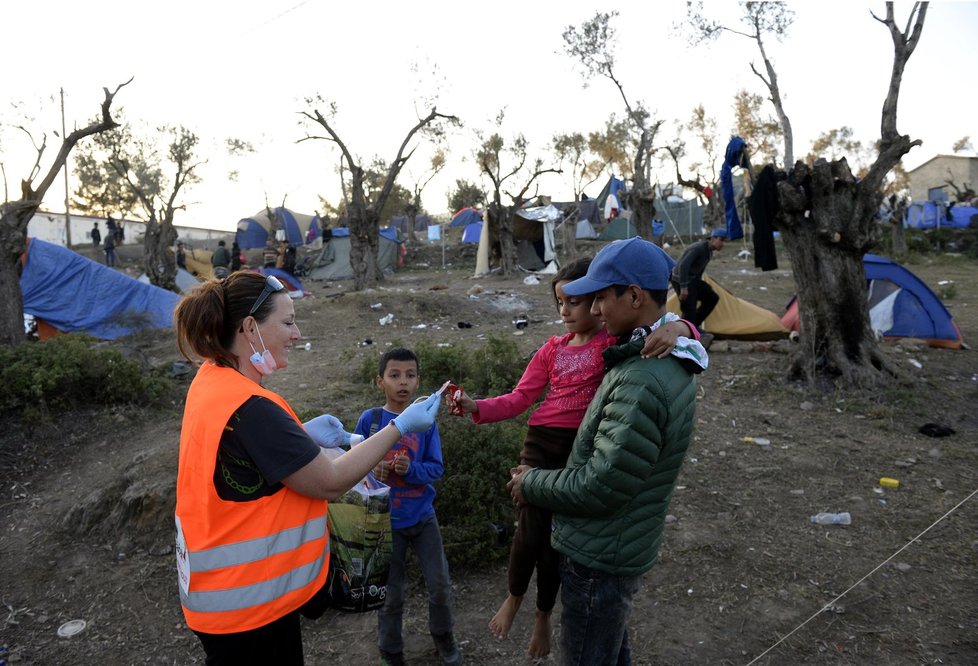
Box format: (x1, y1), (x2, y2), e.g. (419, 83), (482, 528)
(671, 277), (719, 329)
(378, 513), (455, 654)
(558, 558), (642, 666)
(508, 425), (576, 612)
(194, 610), (303, 665)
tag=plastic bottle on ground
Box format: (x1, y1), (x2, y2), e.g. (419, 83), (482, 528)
(810, 512), (851, 525)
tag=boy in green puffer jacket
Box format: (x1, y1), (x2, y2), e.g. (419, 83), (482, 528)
(509, 237), (699, 666)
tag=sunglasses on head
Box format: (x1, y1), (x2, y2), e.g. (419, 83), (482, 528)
(249, 275), (285, 316)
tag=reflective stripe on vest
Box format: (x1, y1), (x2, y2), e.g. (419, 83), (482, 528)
(181, 521), (329, 613)
(188, 515), (327, 573)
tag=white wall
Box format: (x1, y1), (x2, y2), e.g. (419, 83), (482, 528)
(27, 210), (229, 248)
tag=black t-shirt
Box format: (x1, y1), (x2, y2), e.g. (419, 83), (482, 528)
(214, 396), (320, 502)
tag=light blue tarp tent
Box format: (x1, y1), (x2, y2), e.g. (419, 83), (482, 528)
(781, 254), (962, 348)
(236, 207), (322, 249)
(21, 238), (179, 339)
(905, 201), (978, 229)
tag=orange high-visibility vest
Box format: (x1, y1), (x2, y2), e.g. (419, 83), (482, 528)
(175, 362), (329, 634)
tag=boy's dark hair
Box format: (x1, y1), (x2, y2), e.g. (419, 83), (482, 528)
(379, 347), (419, 376)
(551, 256), (592, 306)
(611, 284), (668, 308)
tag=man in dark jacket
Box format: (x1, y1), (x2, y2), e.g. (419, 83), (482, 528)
(211, 240), (230, 270)
(670, 228), (726, 331)
(510, 237), (698, 665)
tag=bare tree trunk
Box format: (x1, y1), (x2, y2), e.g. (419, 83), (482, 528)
(494, 204), (517, 276)
(626, 190), (655, 241)
(0, 202), (38, 346)
(777, 159), (898, 387)
(143, 215), (178, 291)
(348, 203), (382, 290)
(560, 209), (578, 259)
(890, 198), (908, 261)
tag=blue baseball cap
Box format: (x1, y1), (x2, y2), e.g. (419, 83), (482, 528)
(563, 237), (676, 295)
(711, 228), (728, 239)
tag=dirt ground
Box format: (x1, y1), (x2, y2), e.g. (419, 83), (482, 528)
(2, 237), (977, 665)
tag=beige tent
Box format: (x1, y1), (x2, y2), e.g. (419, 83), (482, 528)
(667, 275), (789, 340)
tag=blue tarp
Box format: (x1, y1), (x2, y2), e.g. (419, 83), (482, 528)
(21, 238), (180, 340)
(461, 221), (482, 243)
(905, 201), (977, 229)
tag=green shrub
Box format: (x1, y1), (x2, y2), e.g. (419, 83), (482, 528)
(0, 334), (173, 419)
(355, 334), (526, 398)
(434, 415), (526, 569)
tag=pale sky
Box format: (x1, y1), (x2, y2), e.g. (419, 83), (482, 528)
(3, 1), (976, 232)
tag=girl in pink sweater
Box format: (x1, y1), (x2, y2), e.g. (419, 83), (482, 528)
(452, 256), (706, 659)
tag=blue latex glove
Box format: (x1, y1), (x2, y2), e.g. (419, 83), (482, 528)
(392, 392), (441, 435)
(303, 414), (353, 448)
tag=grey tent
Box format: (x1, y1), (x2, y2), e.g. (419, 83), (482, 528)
(307, 227), (401, 281)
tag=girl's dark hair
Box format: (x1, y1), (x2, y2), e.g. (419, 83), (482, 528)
(551, 256), (593, 307)
(174, 272), (282, 368)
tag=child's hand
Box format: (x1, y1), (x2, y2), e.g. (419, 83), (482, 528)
(455, 391), (477, 414)
(641, 321), (688, 359)
(392, 452), (410, 476)
(373, 461), (391, 482)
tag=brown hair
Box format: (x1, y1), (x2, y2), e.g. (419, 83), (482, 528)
(174, 272), (279, 367)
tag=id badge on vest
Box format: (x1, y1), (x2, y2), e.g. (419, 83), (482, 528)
(175, 515), (191, 597)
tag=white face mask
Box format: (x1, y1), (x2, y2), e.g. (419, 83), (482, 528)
(248, 325), (278, 376)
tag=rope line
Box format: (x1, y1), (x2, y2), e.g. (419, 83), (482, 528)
(745, 485), (978, 665)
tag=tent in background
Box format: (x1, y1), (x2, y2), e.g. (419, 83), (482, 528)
(450, 207), (485, 245)
(666, 274), (789, 340)
(306, 227), (402, 281)
(183, 247), (215, 280)
(259, 267), (307, 297)
(236, 207), (322, 249)
(598, 214), (639, 241)
(138, 267), (200, 294)
(21, 238), (179, 340)
(461, 221), (482, 244)
(390, 214), (431, 234)
(575, 199), (600, 239)
(781, 254), (963, 349)
(595, 176), (627, 220)
(513, 204), (560, 274)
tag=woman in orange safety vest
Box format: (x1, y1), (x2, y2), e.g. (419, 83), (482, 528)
(173, 271), (440, 664)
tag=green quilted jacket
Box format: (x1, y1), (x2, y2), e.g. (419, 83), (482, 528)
(520, 335), (697, 576)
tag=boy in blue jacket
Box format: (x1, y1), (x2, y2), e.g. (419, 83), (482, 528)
(355, 347), (461, 666)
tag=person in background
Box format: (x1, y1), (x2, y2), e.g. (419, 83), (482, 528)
(211, 240), (231, 271)
(509, 237), (700, 666)
(172, 272), (441, 664)
(176, 240), (187, 271)
(103, 230), (117, 267)
(283, 240), (297, 275)
(670, 228), (727, 344)
(356, 348), (462, 666)
(231, 240), (242, 272)
(91, 222), (101, 250)
(263, 240), (278, 268)
(452, 257), (705, 660)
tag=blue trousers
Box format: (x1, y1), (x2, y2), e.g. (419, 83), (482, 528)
(377, 513), (455, 654)
(558, 557), (642, 666)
